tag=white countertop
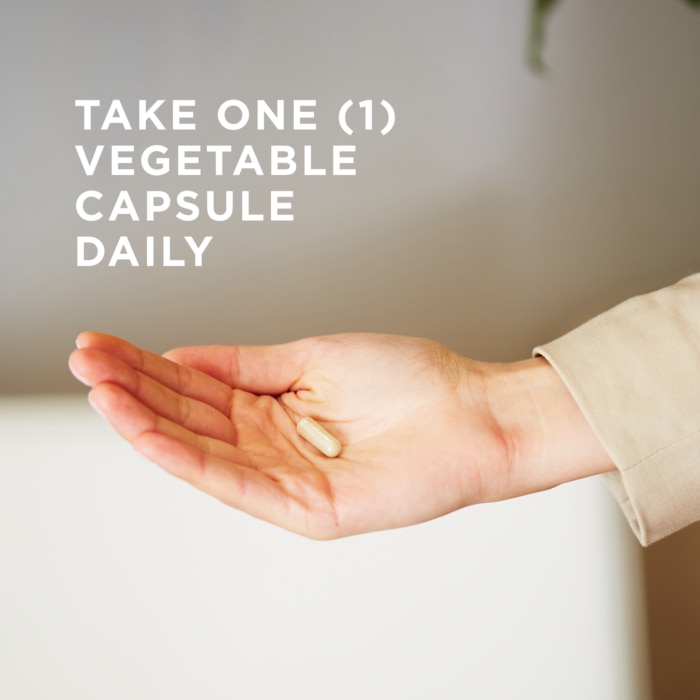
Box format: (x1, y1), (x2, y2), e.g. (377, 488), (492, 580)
(0, 395), (650, 699)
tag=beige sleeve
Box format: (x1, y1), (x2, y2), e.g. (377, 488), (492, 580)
(534, 274), (700, 546)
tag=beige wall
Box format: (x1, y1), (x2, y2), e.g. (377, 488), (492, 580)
(2, 1), (699, 394)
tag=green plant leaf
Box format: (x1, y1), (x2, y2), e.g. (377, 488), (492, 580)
(527, 0), (699, 73)
(527, 0), (560, 73)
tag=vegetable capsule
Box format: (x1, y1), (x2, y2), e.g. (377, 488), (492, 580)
(296, 417), (342, 458)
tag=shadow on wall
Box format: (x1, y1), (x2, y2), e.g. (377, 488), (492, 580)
(643, 520), (700, 699)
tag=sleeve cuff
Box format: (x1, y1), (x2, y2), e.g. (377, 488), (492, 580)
(534, 275), (700, 545)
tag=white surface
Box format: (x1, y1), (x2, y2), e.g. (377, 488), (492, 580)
(0, 396), (650, 699)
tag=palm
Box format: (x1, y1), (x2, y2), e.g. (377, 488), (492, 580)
(70, 332), (504, 538)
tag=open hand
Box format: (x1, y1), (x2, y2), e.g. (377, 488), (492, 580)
(68, 332), (612, 538)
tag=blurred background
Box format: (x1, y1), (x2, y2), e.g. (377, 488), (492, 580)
(1, 1), (699, 697)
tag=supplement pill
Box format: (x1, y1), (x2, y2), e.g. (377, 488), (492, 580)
(296, 417), (342, 458)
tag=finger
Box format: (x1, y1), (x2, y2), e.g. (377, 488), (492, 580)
(71, 347), (236, 443)
(133, 431), (337, 538)
(163, 339), (312, 395)
(88, 382), (253, 468)
(74, 332), (232, 414)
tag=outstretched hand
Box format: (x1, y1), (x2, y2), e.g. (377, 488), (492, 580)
(68, 332), (613, 538)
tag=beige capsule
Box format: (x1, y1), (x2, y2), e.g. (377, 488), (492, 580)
(296, 417), (342, 458)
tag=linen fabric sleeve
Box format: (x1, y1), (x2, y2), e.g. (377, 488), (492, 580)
(534, 274), (700, 546)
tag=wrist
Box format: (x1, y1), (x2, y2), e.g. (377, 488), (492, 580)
(480, 357), (616, 501)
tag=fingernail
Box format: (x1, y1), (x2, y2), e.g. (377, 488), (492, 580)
(71, 369), (91, 387)
(68, 355), (91, 387)
(88, 392), (108, 421)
